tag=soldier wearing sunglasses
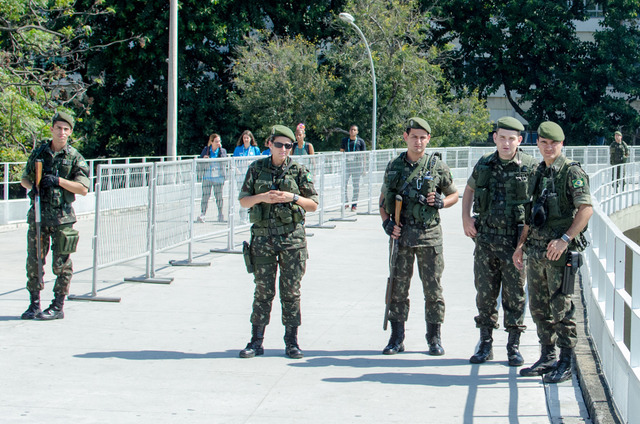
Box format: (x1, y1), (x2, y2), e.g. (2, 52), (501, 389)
(238, 125), (319, 359)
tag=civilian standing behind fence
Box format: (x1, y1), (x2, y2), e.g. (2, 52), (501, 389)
(340, 125), (366, 211)
(293, 123), (315, 156)
(198, 133), (227, 223)
(233, 130), (261, 223)
(20, 112), (89, 321)
(237, 125), (318, 359)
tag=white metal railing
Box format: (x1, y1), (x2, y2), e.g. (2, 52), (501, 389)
(583, 162), (640, 424)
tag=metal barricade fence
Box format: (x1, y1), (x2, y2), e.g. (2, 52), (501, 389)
(66, 148), (632, 303)
(69, 163), (155, 301)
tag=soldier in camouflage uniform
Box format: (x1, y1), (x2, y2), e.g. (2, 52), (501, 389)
(380, 117), (459, 356)
(462, 117), (537, 366)
(609, 130), (630, 191)
(513, 121), (592, 384)
(20, 112), (90, 320)
(238, 125), (318, 359)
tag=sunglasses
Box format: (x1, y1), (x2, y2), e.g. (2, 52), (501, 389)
(273, 141), (293, 149)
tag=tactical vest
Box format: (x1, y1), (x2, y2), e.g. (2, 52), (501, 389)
(383, 152), (440, 227)
(529, 156), (585, 243)
(32, 141), (78, 207)
(473, 151), (535, 236)
(248, 158), (305, 234)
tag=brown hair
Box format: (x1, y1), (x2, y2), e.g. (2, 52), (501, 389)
(236, 130), (257, 146)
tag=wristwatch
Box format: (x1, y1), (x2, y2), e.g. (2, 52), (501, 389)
(561, 233), (571, 243)
(292, 194), (299, 203)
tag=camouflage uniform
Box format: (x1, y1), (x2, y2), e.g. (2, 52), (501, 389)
(381, 152), (457, 323)
(609, 139), (630, 190)
(525, 155), (591, 349)
(22, 140), (90, 296)
(239, 156), (318, 327)
(468, 149), (537, 331)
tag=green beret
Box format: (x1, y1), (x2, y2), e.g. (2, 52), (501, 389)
(614, 131), (622, 136)
(407, 117), (431, 134)
(271, 124), (295, 142)
(496, 116), (524, 132)
(537, 121), (564, 141)
(52, 111), (74, 130)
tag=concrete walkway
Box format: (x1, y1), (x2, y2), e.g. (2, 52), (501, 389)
(0, 201), (590, 423)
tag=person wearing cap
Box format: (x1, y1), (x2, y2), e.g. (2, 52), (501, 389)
(19, 111), (90, 320)
(462, 117), (537, 366)
(379, 117), (459, 356)
(609, 130), (630, 191)
(340, 124), (366, 211)
(237, 124), (319, 359)
(512, 121), (592, 383)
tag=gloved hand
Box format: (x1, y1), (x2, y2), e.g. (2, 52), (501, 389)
(431, 192), (444, 209)
(382, 217), (396, 236)
(41, 174), (60, 188)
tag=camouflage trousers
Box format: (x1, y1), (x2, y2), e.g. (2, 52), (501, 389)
(388, 244), (445, 323)
(249, 231), (308, 327)
(527, 254), (577, 349)
(26, 222), (74, 295)
(473, 241), (526, 331)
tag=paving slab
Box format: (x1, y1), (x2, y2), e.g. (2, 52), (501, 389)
(0, 201), (590, 423)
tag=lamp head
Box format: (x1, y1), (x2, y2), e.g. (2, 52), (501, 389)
(339, 12), (355, 24)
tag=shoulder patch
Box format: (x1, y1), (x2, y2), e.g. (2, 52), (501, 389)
(572, 178), (585, 188)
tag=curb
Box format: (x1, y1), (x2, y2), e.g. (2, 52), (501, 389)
(573, 273), (623, 424)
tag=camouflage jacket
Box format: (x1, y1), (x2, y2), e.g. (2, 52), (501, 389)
(239, 156), (318, 236)
(468, 149), (537, 244)
(609, 140), (630, 165)
(527, 155), (592, 250)
(381, 151), (457, 247)
(22, 140), (90, 226)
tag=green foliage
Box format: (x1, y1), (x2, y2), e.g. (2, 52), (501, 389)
(230, 33), (337, 146)
(0, 0), (132, 161)
(429, 0), (640, 144)
(230, 0), (490, 150)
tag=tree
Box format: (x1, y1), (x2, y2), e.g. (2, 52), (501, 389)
(80, 0), (347, 158)
(230, 0), (491, 150)
(429, 0), (640, 144)
(0, 0), (138, 159)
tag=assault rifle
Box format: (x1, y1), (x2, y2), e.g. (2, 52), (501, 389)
(34, 160), (44, 288)
(383, 195), (403, 331)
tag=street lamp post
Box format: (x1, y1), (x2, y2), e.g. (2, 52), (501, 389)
(167, 0), (178, 159)
(339, 12), (377, 151)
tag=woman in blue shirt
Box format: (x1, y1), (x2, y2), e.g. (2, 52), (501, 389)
(233, 130), (260, 223)
(198, 134), (227, 222)
(233, 130), (261, 156)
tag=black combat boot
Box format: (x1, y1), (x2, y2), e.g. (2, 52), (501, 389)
(426, 322), (445, 356)
(37, 293), (65, 320)
(382, 321), (405, 355)
(284, 326), (304, 359)
(21, 291), (41, 320)
(507, 329), (524, 367)
(469, 328), (493, 363)
(543, 348), (573, 383)
(239, 325), (266, 358)
(520, 344), (556, 376)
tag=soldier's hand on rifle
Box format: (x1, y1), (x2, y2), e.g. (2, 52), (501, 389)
(427, 192), (444, 209)
(382, 217), (401, 239)
(41, 174), (60, 188)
